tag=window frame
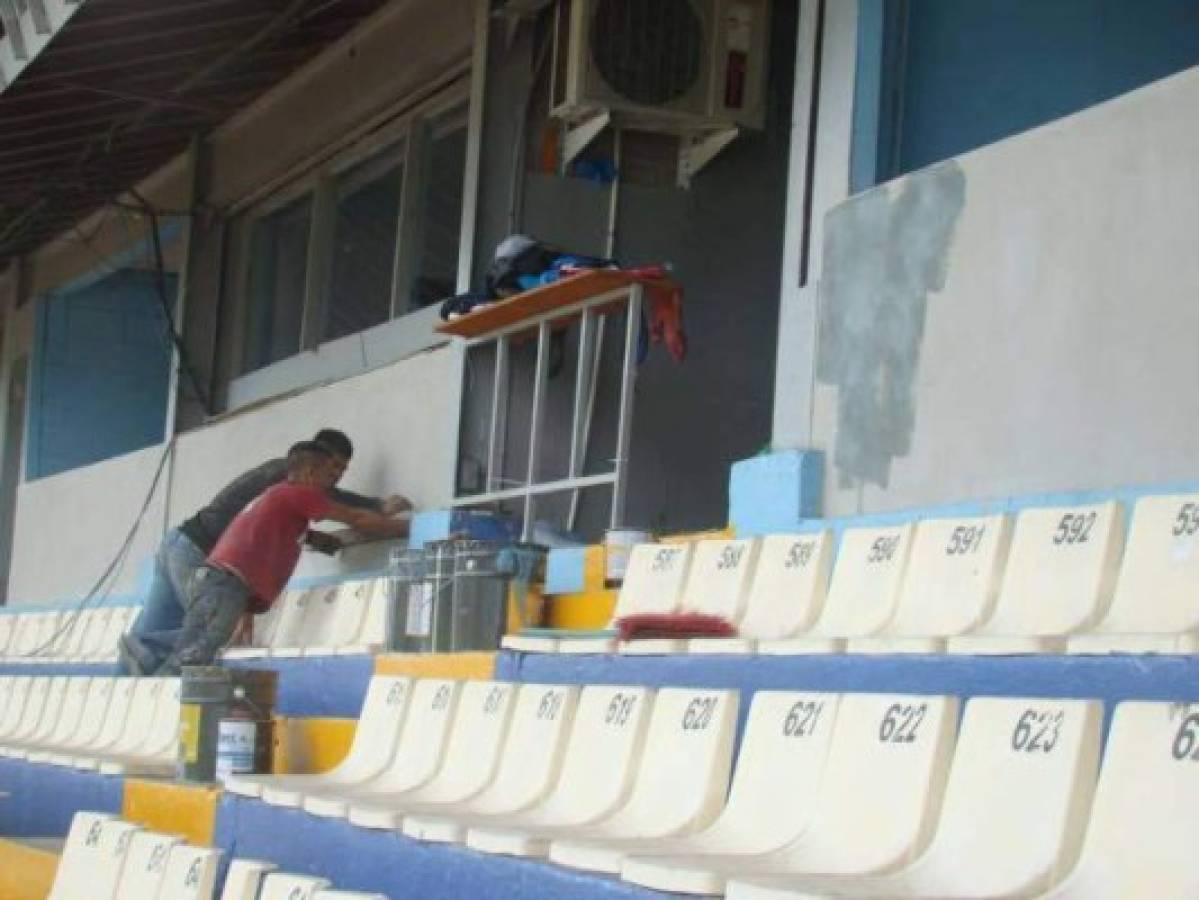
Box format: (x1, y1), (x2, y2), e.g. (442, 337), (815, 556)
(230, 82), (470, 378)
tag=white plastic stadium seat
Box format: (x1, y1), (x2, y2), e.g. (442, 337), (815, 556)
(0, 676), (33, 740)
(402, 684), (580, 843)
(543, 688), (739, 871)
(223, 589), (307, 660)
(950, 502), (1123, 654)
(47, 811), (117, 900)
(625, 693), (959, 894)
(113, 831), (184, 900)
(348, 680), (517, 829)
(1, 676), (50, 745)
(157, 844), (222, 900)
(301, 678), (462, 817)
(0, 615), (14, 657)
(726, 696), (1102, 900)
(1034, 701), (1199, 899)
(764, 525), (915, 653)
(272, 585), (340, 657)
(553, 543), (695, 654)
(98, 677), (181, 776)
(693, 533), (833, 654)
(34, 677), (116, 764)
(308, 579), (387, 656)
(624, 538), (760, 655)
(456, 684), (653, 854)
(1, 675), (68, 756)
(600, 691), (839, 885)
(66, 676), (139, 768)
(852, 515), (1013, 653)
(227, 676), (412, 800)
(82, 817), (144, 900)
(15, 676), (92, 760)
(92, 608), (136, 664)
(218, 860), (277, 900)
(1070, 493), (1199, 653)
(258, 874), (332, 900)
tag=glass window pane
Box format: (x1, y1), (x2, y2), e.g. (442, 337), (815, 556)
(410, 110), (467, 310)
(243, 196), (311, 373)
(323, 152), (403, 342)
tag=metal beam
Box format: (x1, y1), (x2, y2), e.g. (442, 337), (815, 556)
(452, 472), (617, 507)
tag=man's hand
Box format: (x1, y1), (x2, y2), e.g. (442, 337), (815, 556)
(305, 530), (345, 556)
(381, 494), (414, 516)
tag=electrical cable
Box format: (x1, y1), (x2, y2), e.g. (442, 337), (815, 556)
(19, 436), (175, 658)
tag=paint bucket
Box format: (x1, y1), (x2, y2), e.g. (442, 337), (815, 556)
(178, 667), (277, 783)
(603, 529), (654, 582)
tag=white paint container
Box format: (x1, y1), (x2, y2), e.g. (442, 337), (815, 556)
(604, 529), (654, 582)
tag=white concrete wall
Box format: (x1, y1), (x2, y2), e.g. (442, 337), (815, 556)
(6, 345), (459, 603)
(810, 66), (1199, 516)
(8, 443), (169, 602)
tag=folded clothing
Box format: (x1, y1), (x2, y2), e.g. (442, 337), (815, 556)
(615, 612), (736, 641)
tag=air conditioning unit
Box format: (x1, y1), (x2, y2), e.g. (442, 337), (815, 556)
(548, 0), (772, 181)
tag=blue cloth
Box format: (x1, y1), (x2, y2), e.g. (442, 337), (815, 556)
(123, 527), (206, 674)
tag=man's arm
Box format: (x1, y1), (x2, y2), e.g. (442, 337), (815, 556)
(323, 499), (411, 539)
(329, 488), (413, 517)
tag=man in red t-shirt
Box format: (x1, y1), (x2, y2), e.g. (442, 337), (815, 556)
(156, 441), (411, 674)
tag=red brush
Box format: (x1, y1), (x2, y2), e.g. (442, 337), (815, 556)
(616, 612), (737, 642)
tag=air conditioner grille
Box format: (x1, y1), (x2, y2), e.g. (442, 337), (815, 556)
(588, 0), (705, 106)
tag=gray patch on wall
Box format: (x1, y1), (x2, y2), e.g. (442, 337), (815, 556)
(817, 160), (966, 488)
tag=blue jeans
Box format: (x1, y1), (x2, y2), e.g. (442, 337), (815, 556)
(123, 527), (207, 674)
(157, 566), (251, 676)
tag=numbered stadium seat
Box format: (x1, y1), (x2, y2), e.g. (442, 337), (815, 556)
(762, 524), (915, 653)
(0, 676), (33, 740)
(627, 538), (761, 655)
(313, 579), (389, 656)
(949, 502), (1123, 654)
(1, 676), (49, 745)
(401, 684), (581, 843)
(224, 589), (311, 660)
(47, 811), (117, 900)
(80, 817), (143, 900)
(113, 831), (184, 900)
(1037, 701), (1199, 898)
(692, 533), (834, 653)
(470, 687), (735, 861)
(157, 845), (222, 900)
(1, 675), (68, 756)
(347, 680), (517, 829)
(301, 678), (462, 817)
(852, 515), (1013, 653)
(0, 615), (14, 656)
(587, 691), (840, 881)
(726, 696), (1102, 899)
(65, 676), (139, 768)
(77, 677), (179, 776)
(520, 543), (694, 654)
(91, 607), (137, 663)
(1070, 494), (1199, 653)
(257, 873), (331, 900)
(455, 685), (654, 854)
(625, 693), (958, 894)
(33, 677), (116, 764)
(14, 676), (92, 760)
(228, 676), (412, 800)
(272, 585), (340, 658)
(218, 860), (277, 900)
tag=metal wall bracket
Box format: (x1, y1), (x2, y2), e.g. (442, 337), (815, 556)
(561, 109), (611, 171)
(678, 126), (740, 188)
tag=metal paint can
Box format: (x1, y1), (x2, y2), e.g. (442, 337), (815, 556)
(178, 667), (277, 783)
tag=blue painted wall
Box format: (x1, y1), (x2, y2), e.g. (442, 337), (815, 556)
(28, 270), (174, 480)
(855, 0), (1199, 187)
